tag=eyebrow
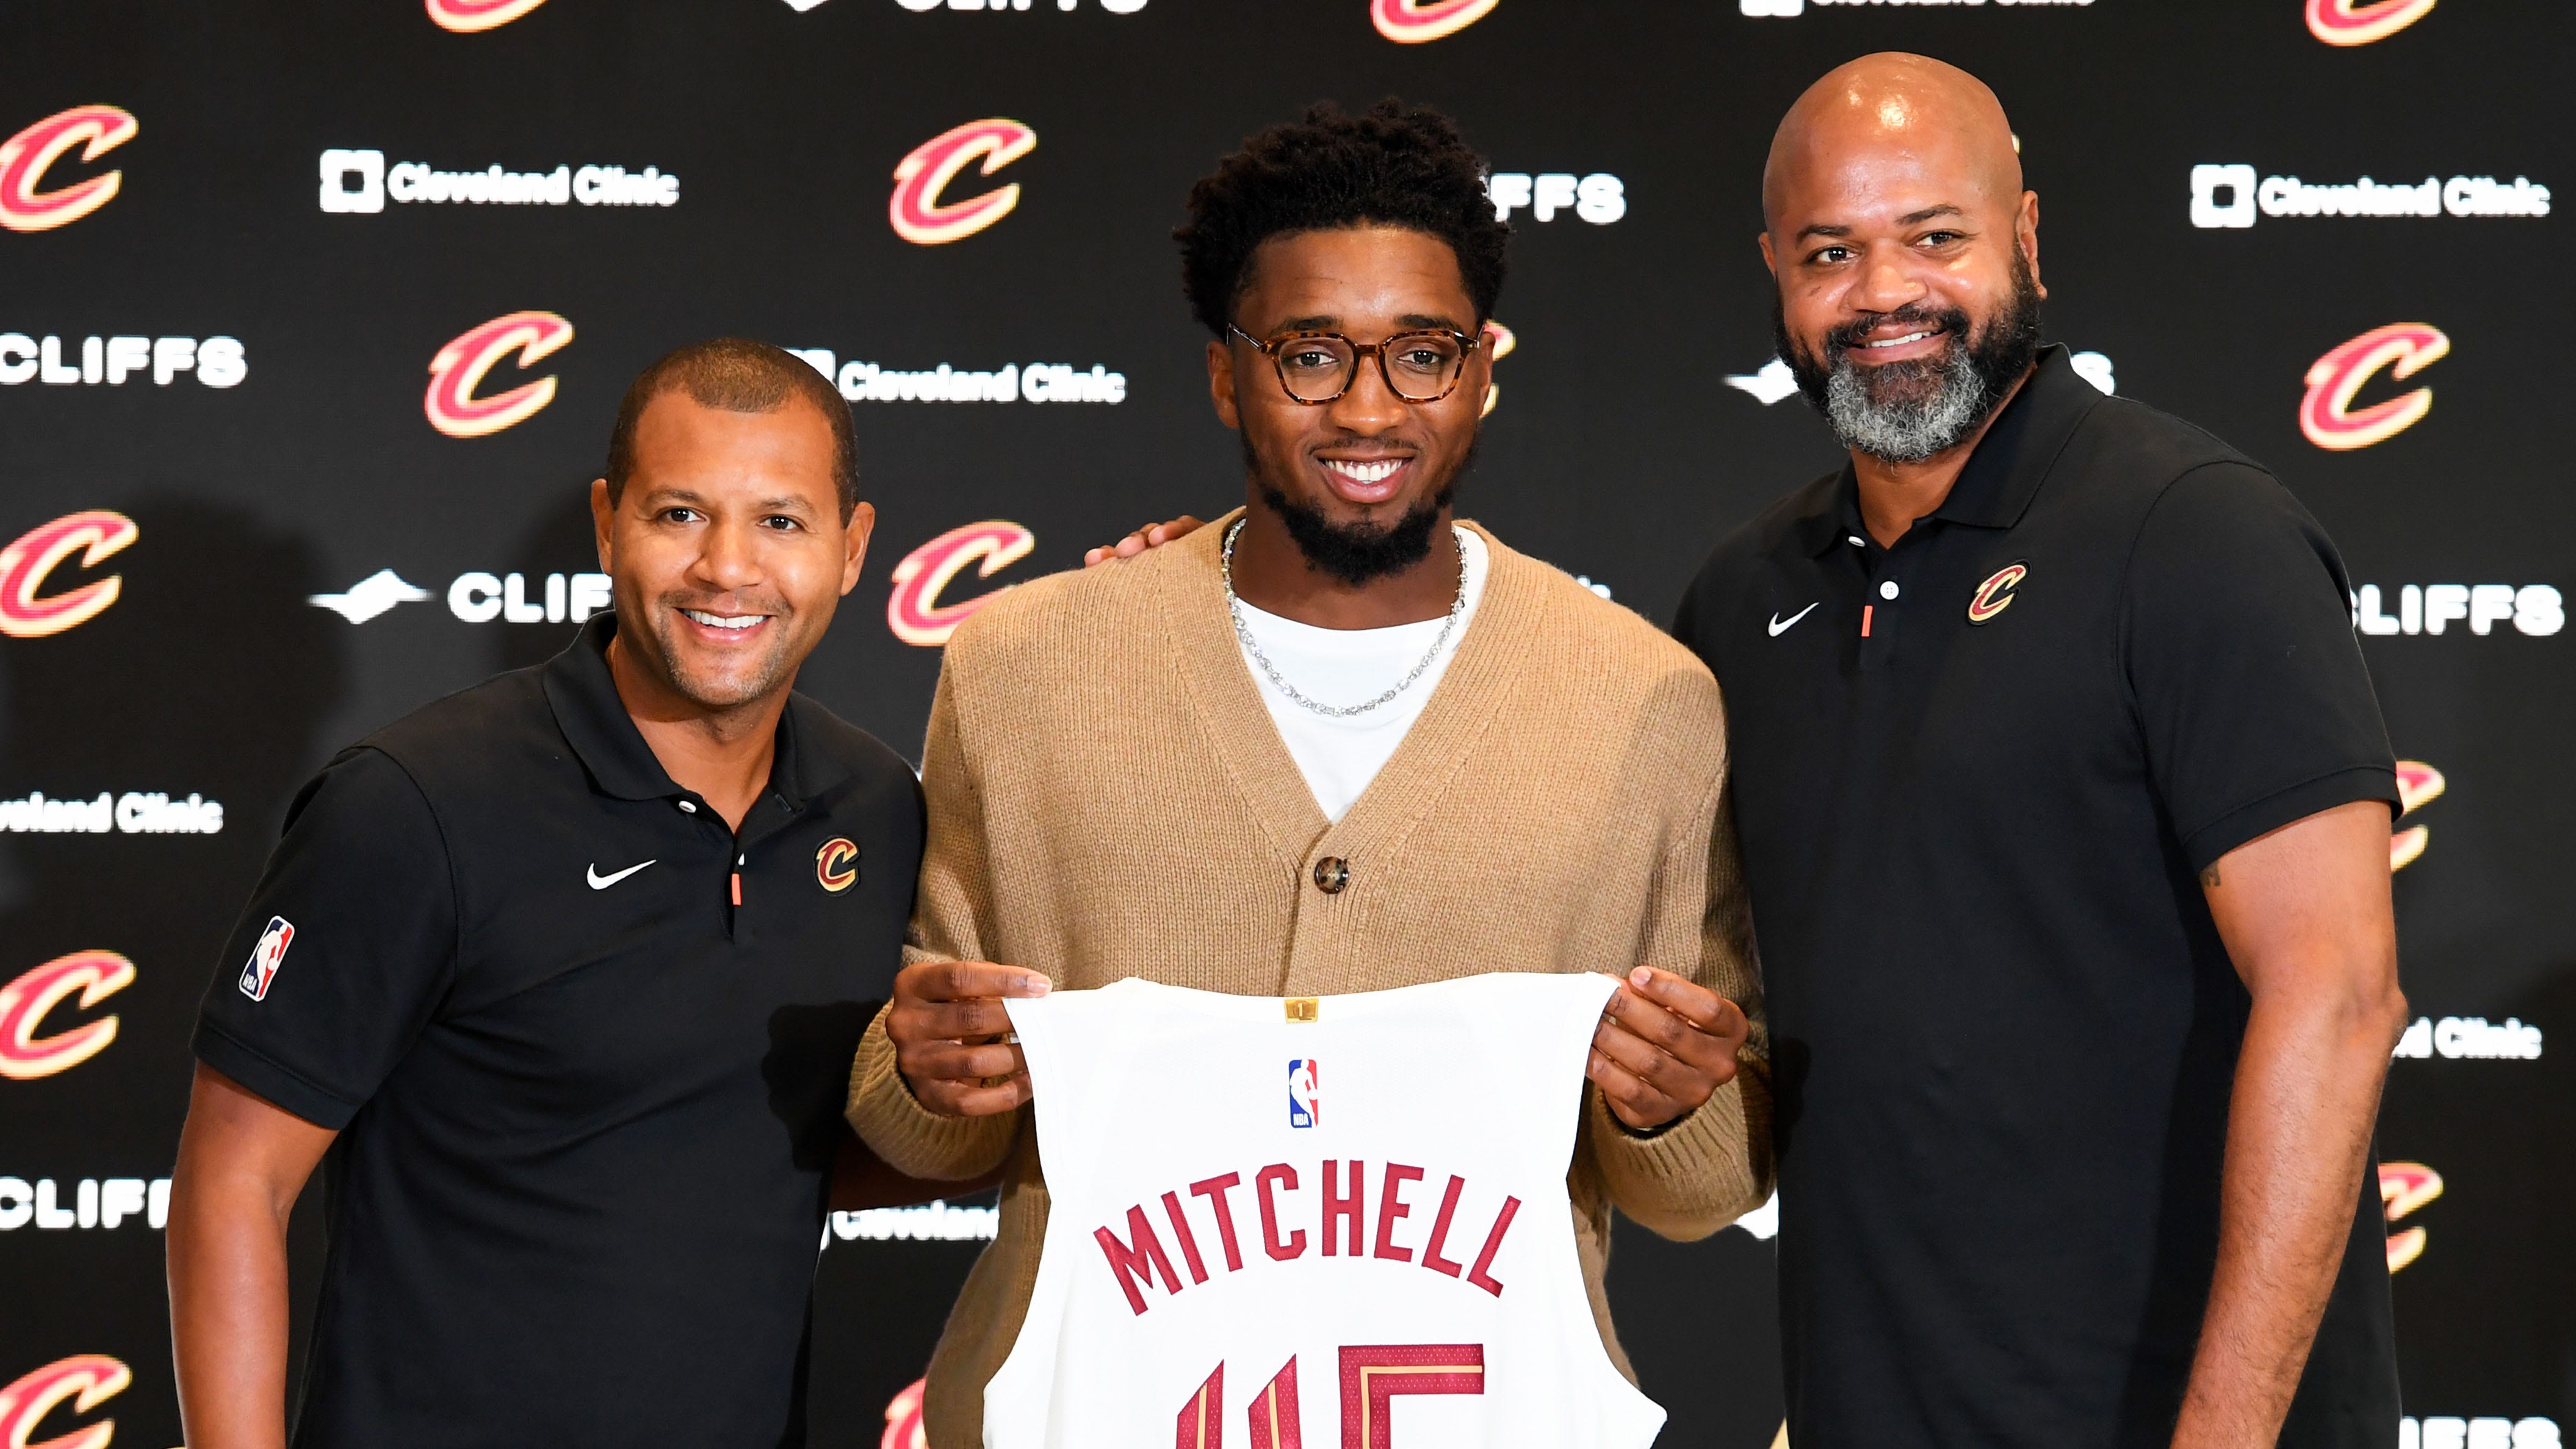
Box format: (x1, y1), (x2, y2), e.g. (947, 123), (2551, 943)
(1265, 311), (1467, 334)
(638, 486), (818, 514)
(1795, 204), (1969, 244)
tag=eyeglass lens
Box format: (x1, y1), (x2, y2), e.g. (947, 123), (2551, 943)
(1274, 333), (1466, 402)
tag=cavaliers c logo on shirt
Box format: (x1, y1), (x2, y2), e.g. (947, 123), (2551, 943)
(1968, 563), (2027, 625)
(815, 838), (859, 894)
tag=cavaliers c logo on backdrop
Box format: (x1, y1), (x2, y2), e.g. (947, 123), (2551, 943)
(2379, 1161), (2442, 1271)
(0, 950), (135, 1081)
(887, 521), (1034, 646)
(0, 104), (137, 233)
(890, 120), (1036, 246)
(2300, 323), (2447, 451)
(2306, 0), (2437, 46)
(0, 1354), (131, 1449)
(2389, 760), (2445, 870)
(424, 311), (574, 438)
(1371, 0), (1499, 43)
(425, 0), (550, 32)
(0, 510), (139, 639)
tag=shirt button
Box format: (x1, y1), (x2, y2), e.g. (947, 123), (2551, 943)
(1879, 580), (1900, 600)
(1312, 857), (1350, 894)
(677, 800), (698, 814)
(1847, 535), (1866, 547)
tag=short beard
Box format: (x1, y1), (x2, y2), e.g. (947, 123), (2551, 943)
(1244, 433), (1468, 587)
(1776, 250), (2044, 464)
(627, 594), (801, 714)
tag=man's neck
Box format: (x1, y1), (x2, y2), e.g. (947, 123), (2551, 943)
(1849, 363), (2036, 549)
(1226, 496), (1462, 631)
(605, 633), (786, 831)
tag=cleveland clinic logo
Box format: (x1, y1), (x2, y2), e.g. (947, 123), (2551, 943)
(424, 311), (573, 438)
(0, 105), (136, 233)
(2191, 165), (2548, 228)
(1740, 0), (2091, 15)
(321, 150), (679, 212)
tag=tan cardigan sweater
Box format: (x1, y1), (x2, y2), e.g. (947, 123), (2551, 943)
(847, 514), (1771, 1449)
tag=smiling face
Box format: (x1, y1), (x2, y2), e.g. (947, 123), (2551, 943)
(1208, 225), (1490, 584)
(1761, 54), (2046, 463)
(591, 391), (871, 717)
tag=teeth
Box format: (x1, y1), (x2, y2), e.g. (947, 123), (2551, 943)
(682, 609), (763, 631)
(1864, 330), (1935, 349)
(1326, 459), (1402, 484)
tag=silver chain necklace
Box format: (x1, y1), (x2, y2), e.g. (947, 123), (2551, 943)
(1221, 516), (1470, 718)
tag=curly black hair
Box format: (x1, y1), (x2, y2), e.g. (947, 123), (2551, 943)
(1175, 99), (1509, 338)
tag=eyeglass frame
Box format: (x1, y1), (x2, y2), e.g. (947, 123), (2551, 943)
(1224, 322), (1486, 405)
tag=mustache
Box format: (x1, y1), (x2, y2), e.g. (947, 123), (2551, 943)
(1819, 303), (1972, 365)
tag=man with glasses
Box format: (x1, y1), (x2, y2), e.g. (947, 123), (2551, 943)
(846, 100), (1771, 1448)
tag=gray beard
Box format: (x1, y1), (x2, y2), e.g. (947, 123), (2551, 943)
(1821, 345), (1998, 464)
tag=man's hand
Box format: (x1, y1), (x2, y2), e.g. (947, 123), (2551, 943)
(1083, 516), (1205, 566)
(1589, 966), (1749, 1132)
(886, 959), (1053, 1116)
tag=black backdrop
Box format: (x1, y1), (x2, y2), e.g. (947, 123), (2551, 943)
(3, 1), (2569, 1445)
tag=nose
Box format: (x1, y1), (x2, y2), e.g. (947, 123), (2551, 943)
(1325, 347), (1408, 435)
(1850, 242), (1930, 317)
(691, 515), (766, 594)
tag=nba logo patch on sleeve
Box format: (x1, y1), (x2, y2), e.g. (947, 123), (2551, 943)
(1288, 1058), (1319, 1129)
(237, 916), (294, 1001)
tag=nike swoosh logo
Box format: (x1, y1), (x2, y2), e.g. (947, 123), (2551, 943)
(586, 859), (657, 890)
(1768, 602), (1820, 637)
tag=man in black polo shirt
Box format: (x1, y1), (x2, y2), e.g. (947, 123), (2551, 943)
(165, 338), (926, 1447)
(1675, 54), (2408, 1447)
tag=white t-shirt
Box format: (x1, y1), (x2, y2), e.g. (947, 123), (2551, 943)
(1233, 527), (1488, 822)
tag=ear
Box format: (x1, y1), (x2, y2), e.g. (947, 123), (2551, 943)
(1207, 337), (1241, 430)
(839, 500), (875, 596)
(590, 478), (616, 574)
(1758, 229), (1778, 278)
(2018, 190), (2044, 299)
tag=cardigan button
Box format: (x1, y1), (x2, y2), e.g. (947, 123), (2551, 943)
(1312, 857), (1350, 894)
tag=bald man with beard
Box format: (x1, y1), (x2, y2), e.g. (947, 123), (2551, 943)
(1667, 54), (2408, 1449)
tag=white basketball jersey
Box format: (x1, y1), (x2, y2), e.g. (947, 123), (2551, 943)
(986, 972), (1665, 1449)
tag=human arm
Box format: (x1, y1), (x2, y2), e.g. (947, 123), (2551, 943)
(1581, 706), (1773, 1240)
(2168, 800), (2405, 1448)
(166, 1064), (337, 1449)
(845, 662), (1042, 1179)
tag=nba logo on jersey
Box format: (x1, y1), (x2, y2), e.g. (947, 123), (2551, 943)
(1287, 1058), (1319, 1129)
(237, 916), (294, 1002)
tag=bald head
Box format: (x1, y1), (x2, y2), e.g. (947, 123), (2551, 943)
(1763, 53), (2021, 234)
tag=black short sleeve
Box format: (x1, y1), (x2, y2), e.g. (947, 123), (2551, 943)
(192, 746), (459, 1129)
(2123, 463), (2398, 870)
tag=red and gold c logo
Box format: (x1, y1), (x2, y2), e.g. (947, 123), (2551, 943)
(0, 511), (139, 640)
(2301, 323), (2447, 451)
(1371, 0), (1499, 43)
(0, 105), (138, 233)
(2306, 0), (2436, 46)
(817, 838), (859, 894)
(425, 311), (574, 438)
(426, 0), (550, 32)
(890, 120), (1036, 246)
(887, 521), (1034, 647)
(0, 1354), (129, 1449)
(1967, 562), (2027, 625)
(0, 951), (135, 1080)
(2379, 1161), (2442, 1271)
(2389, 760), (2444, 870)
(882, 1378), (928, 1449)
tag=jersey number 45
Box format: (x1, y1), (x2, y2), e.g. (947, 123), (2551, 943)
(1177, 1343), (1483, 1449)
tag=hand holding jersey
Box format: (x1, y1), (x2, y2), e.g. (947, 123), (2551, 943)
(887, 959), (1745, 1132)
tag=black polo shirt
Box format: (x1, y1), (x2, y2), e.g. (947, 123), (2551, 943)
(1676, 347), (2400, 1448)
(193, 612), (922, 1449)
